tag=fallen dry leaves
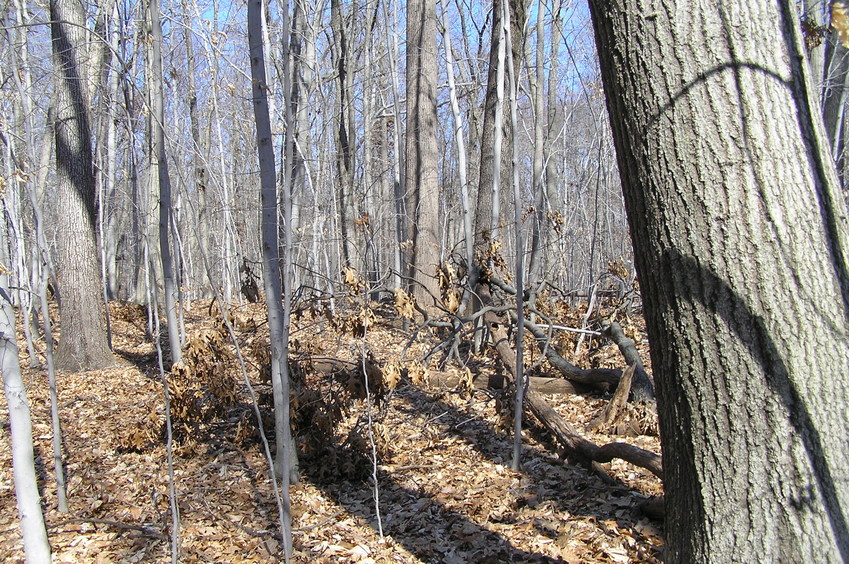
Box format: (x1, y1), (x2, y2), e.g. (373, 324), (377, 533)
(0, 297), (663, 562)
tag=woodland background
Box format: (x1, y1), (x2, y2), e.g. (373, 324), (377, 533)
(4, 0), (629, 309)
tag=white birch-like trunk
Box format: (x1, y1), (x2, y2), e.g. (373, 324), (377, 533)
(26, 119), (69, 512)
(0, 208), (51, 563)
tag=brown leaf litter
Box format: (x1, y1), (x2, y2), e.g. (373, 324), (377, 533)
(0, 298), (663, 562)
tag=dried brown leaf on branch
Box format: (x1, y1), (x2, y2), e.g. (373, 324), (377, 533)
(394, 288), (416, 319)
(343, 266), (365, 294)
(832, 1), (849, 47)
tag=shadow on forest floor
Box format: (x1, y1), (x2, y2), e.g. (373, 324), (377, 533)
(2, 300), (662, 562)
(292, 383), (662, 562)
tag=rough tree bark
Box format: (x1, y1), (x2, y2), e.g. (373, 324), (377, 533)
(588, 0), (849, 561)
(51, 0), (114, 371)
(405, 0), (441, 308)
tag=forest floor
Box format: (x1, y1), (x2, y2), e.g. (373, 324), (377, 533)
(0, 292), (664, 563)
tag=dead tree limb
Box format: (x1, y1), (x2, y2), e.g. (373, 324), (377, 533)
(601, 320), (654, 400)
(309, 357), (583, 395)
(487, 275), (618, 391)
(426, 370), (583, 394)
(47, 518), (167, 540)
(478, 285), (663, 479)
(588, 363), (635, 431)
(595, 442), (663, 478)
(523, 318), (621, 392)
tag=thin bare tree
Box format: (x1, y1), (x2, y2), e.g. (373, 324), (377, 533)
(248, 0), (295, 558)
(148, 0), (182, 366)
(1, 193), (51, 562)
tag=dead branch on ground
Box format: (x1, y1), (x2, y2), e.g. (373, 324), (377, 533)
(488, 273), (654, 400)
(588, 364), (635, 431)
(478, 285), (663, 480)
(600, 320), (654, 401)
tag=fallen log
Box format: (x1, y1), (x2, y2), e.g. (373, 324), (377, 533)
(426, 370), (584, 394)
(524, 388), (661, 478)
(309, 357), (354, 375)
(309, 357), (585, 395)
(486, 275), (632, 394)
(523, 318), (621, 392)
(595, 441), (663, 478)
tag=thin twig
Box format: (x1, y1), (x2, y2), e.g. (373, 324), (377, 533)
(47, 518), (167, 540)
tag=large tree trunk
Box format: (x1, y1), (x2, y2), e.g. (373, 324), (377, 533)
(588, 0), (849, 561)
(405, 0), (441, 308)
(51, 0), (114, 371)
